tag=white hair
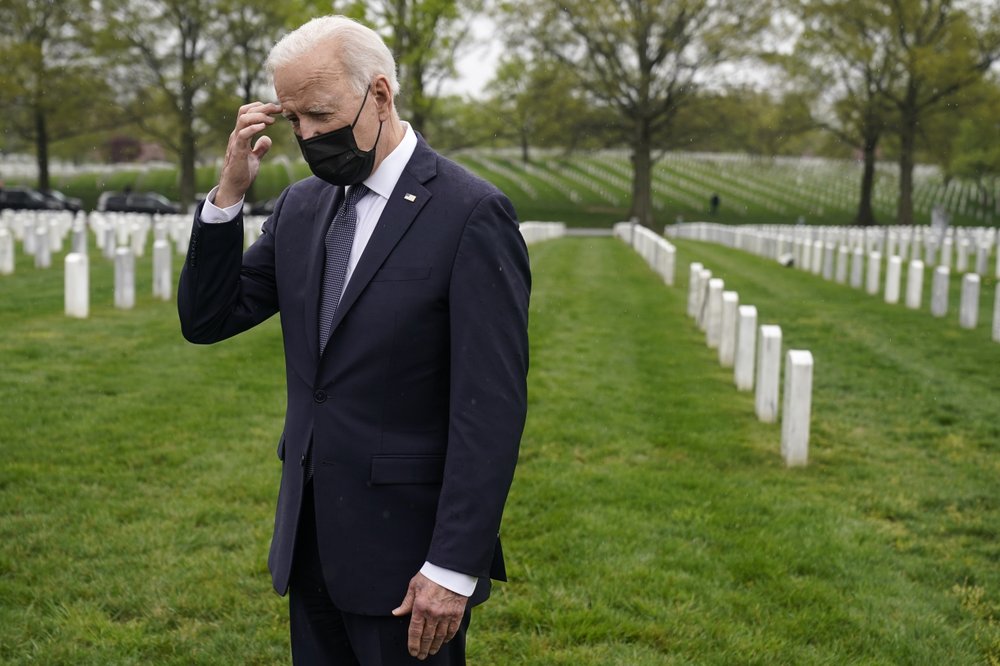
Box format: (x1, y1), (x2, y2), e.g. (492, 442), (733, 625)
(265, 15), (400, 97)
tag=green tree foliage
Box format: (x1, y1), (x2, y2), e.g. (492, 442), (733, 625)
(879, 0), (1000, 225)
(787, 0), (900, 226)
(505, 0), (775, 226)
(948, 78), (1000, 210)
(333, 0), (484, 137)
(0, 0), (117, 191)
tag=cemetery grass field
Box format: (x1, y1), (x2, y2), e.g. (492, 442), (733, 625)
(2, 235), (1000, 663)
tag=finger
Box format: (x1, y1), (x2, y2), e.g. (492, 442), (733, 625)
(238, 101), (281, 115)
(428, 623), (449, 656)
(392, 586), (415, 617)
(416, 617), (438, 660)
(406, 614), (426, 657)
(251, 135), (272, 159)
(444, 615), (461, 643)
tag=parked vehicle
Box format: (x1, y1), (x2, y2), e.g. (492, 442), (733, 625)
(0, 186), (65, 211)
(97, 191), (182, 214)
(40, 189), (83, 212)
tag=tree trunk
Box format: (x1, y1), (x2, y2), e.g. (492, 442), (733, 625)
(854, 133), (879, 226)
(896, 109), (918, 226)
(34, 104), (50, 193)
(179, 86), (197, 208)
(520, 125), (530, 164)
(629, 116), (654, 226)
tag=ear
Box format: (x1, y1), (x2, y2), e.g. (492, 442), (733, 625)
(372, 75), (393, 121)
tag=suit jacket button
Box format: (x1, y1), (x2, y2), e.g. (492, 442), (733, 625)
(313, 389), (327, 403)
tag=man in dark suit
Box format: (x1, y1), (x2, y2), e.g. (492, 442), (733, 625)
(177, 15), (530, 665)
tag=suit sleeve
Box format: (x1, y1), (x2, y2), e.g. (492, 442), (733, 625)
(426, 191), (531, 578)
(177, 189), (288, 344)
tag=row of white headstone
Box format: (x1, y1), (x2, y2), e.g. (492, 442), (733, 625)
(667, 221), (999, 277)
(613, 222), (677, 285)
(685, 262), (814, 467)
(613, 221), (811, 467)
(667, 222), (1000, 343)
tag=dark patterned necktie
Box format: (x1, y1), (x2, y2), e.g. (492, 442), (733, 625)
(309, 184), (369, 481)
(318, 184), (368, 355)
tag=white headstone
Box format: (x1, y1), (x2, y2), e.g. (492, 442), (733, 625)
(114, 247), (136, 309)
(687, 262), (703, 317)
(931, 266), (949, 318)
(993, 286), (1000, 343)
(0, 228), (13, 275)
(706, 278), (725, 349)
(822, 243), (835, 280)
(959, 273), (980, 329)
(72, 226), (87, 255)
(152, 239), (172, 301)
(696, 269), (712, 331)
(24, 222), (37, 255)
(64, 253), (89, 318)
(103, 226), (117, 260)
(719, 291), (739, 368)
(866, 251), (881, 295)
(662, 244), (676, 286)
(956, 239), (969, 272)
(835, 246), (848, 284)
(781, 349), (813, 467)
(850, 247), (864, 289)
(975, 243), (988, 276)
(811, 240), (823, 275)
(905, 260), (924, 310)
(735, 306), (758, 391)
(941, 238), (953, 269)
(755, 325), (782, 423)
(34, 226), (51, 269)
(884, 256), (902, 304)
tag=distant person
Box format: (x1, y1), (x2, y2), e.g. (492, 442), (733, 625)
(177, 15), (530, 665)
(709, 192), (720, 215)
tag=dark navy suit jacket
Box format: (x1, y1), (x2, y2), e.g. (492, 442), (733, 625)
(177, 137), (530, 614)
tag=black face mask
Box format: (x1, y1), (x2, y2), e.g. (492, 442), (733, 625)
(297, 87), (383, 186)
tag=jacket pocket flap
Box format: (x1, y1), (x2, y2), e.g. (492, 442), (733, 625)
(370, 455), (445, 485)
(372, 267), (431, 282)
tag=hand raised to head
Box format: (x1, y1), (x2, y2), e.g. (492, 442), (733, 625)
(216, 101), (282, 208)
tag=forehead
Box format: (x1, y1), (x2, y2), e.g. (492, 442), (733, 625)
(273, 52), (352, 110)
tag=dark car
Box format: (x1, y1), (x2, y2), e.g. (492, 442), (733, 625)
(41, 189), (84, 212)
(0, 186), (64, 212)
(97, 191), (182, 214)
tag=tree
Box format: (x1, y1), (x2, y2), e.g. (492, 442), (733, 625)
(486, 55), (594, 162)
(947, 78), (1000, 216)
(98, 0), (228, 206)
(507, 0), (774, 227)
(0, 0), (116, 192)
(880, 0), (1000, 225)
(333, 0), (485, 136)
(787, 0), (900, 226)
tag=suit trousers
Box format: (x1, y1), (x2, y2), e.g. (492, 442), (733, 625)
(289, 481), (472, 665)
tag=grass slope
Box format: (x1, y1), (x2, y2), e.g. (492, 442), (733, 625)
(1, 237), (999, 663)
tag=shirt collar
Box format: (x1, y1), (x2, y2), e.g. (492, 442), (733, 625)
(360, 121), (416, 200)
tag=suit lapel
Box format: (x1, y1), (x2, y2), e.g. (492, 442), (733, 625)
(304, 184), (342, 362)
(323, 138), (438, 344)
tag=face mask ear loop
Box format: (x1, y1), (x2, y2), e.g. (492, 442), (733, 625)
(350, 86), (372, 128)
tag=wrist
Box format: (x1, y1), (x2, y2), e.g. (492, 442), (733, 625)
(213, 186), (244, 209)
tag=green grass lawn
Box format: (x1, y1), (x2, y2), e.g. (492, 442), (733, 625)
(2, 234), (999, 663)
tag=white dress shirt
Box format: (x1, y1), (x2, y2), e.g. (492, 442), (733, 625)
(200, 123), (478, 598)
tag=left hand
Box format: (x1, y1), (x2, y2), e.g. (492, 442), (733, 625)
(391, 572), (468, 660)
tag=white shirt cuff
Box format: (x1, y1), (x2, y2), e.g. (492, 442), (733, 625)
(420, 561), (477, 597)
(200, 185), (244, 224)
